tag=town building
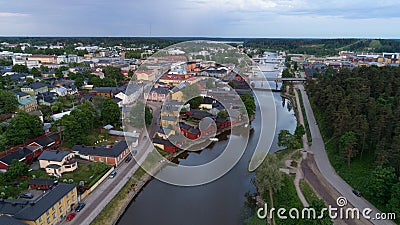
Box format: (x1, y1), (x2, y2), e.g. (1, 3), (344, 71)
(72, 141), (131, 166)
(21, 83), (48, 96)
(0, 183), (78, 225)
(38, 150), (77, 177)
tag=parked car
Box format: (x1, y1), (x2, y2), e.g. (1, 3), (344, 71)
(352, 189), (362, 197)
(125, 156), (132, 163)
(19, 193), (33, 199)
(66, 213), (76, 221)
(75, 203), (86, 212)
(109, 171), (117, 178)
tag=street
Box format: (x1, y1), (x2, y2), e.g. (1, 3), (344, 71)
(298, 85), (395, 225)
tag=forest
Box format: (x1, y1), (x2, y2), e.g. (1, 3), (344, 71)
(306, 66), (400, 219)
(244, 39), (400, 56)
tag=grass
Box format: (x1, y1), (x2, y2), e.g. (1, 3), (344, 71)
(31, 162), (111, 187)
(300, 179), (320, 204)
(296, 89), (312, 143)
(90, 178), (137, 225)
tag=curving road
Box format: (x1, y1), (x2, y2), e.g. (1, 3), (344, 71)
(298, 85), (396, 225)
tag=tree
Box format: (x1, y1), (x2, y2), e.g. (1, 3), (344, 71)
(103, 66), (124, 84)
(367, 166), (397, 207)
(62, 114), (85, 145)
(387, 182), (400, 221)
(294, 125), (305, 139)
(51, 101), (64, 113)
(128, 70), (137, 81)
(101, 98), (121, 127)
(217, 110), (228, 119)
(0, 90), (18, 113)
(255, 154), (283, 225)
(188, 96), (203, 109)
(240, 92), (256, 118)
(339, 131), (358, 168)
(278, 129), (301, 150)
(11, 64), (29, 73)
(5, 111), (43, 146)
(145, 106), (153, 125)
(6, 159), (29, 179)
(30, 67), (41, 77)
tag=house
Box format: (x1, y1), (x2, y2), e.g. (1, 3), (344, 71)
(0, 148), (33, 172)
(156, 127), (175, 140)
(28, 178), (56, 190)
(153, 138), (178, 153)
(21, 82), (48, 96)
(36, 92), (58, 106)
(177, 122), (201, 140)
(38, 150), (77, 177)
(159, 74), (196, 86)
(89, 87), (118, 98)
(0, 183), (78, 225)
(0, 215), (28, 225)
(135, 70), (155, 81)
(27, 55), (58, 64)
(15, 92), (38, 112)
(144, 87), (169, 102)
(72, 141), (131, 166)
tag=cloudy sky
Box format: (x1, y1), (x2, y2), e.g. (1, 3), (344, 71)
(0, 0), (399, 38)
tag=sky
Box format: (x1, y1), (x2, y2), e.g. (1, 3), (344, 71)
(0, 0), (399, 38)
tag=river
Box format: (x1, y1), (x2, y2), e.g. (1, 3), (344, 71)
(117, 89), (297, 225)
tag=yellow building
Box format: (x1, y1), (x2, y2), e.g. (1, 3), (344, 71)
(0, 184), (78, 225)
(171, 91), (183, 102)
(136, 70), (155, 81)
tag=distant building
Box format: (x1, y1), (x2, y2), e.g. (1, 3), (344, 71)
(15, 91), (38, 112)
(21, 82), (48, 96)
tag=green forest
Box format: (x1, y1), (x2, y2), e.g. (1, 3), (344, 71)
(244, 39), (400, 56)
(306, 66), (400, 221)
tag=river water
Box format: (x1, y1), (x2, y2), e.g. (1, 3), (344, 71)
(117, 90), (297, 225)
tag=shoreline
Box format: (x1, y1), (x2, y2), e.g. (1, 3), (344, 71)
(95, 120), (251, 225)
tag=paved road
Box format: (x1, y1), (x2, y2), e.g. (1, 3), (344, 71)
(58, 138), (154, 225)
(298, 85), (395, 225)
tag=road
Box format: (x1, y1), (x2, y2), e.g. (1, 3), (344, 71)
(298, 85), (395, 225)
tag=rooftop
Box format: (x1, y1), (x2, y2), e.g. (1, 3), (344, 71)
(38, 150), (70, 162)
(72, 141), (128, 158)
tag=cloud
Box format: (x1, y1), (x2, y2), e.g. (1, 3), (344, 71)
(0, 12), (30, 17)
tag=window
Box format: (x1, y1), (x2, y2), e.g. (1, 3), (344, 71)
(67, 200), (70, 205)
(38, 217), (42, 222)
(52, 213), (56, 219)
(59, 206), (62, 213)
(46, 210), (50, 216)
(47, 218), (50, 224)
(66, 193), (69, 198)
(52, 206), (55, 211)
(58, 200), (62, 205)
(90, 156), (94, 160)
(72, 196), (75, 201)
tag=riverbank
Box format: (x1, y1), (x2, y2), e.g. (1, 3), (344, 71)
(246, 86), (331, 224)
(90, 120), (249, 225)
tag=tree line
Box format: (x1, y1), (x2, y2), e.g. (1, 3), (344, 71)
(306, 66), (400, 219)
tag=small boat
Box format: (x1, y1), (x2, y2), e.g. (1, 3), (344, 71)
(244, 124), (248, 128)
(209, 137), (219, 142)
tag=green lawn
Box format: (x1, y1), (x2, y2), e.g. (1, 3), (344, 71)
(30, 162), (110, 187)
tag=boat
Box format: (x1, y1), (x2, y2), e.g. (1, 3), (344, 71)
(209, 137), (219, 142)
